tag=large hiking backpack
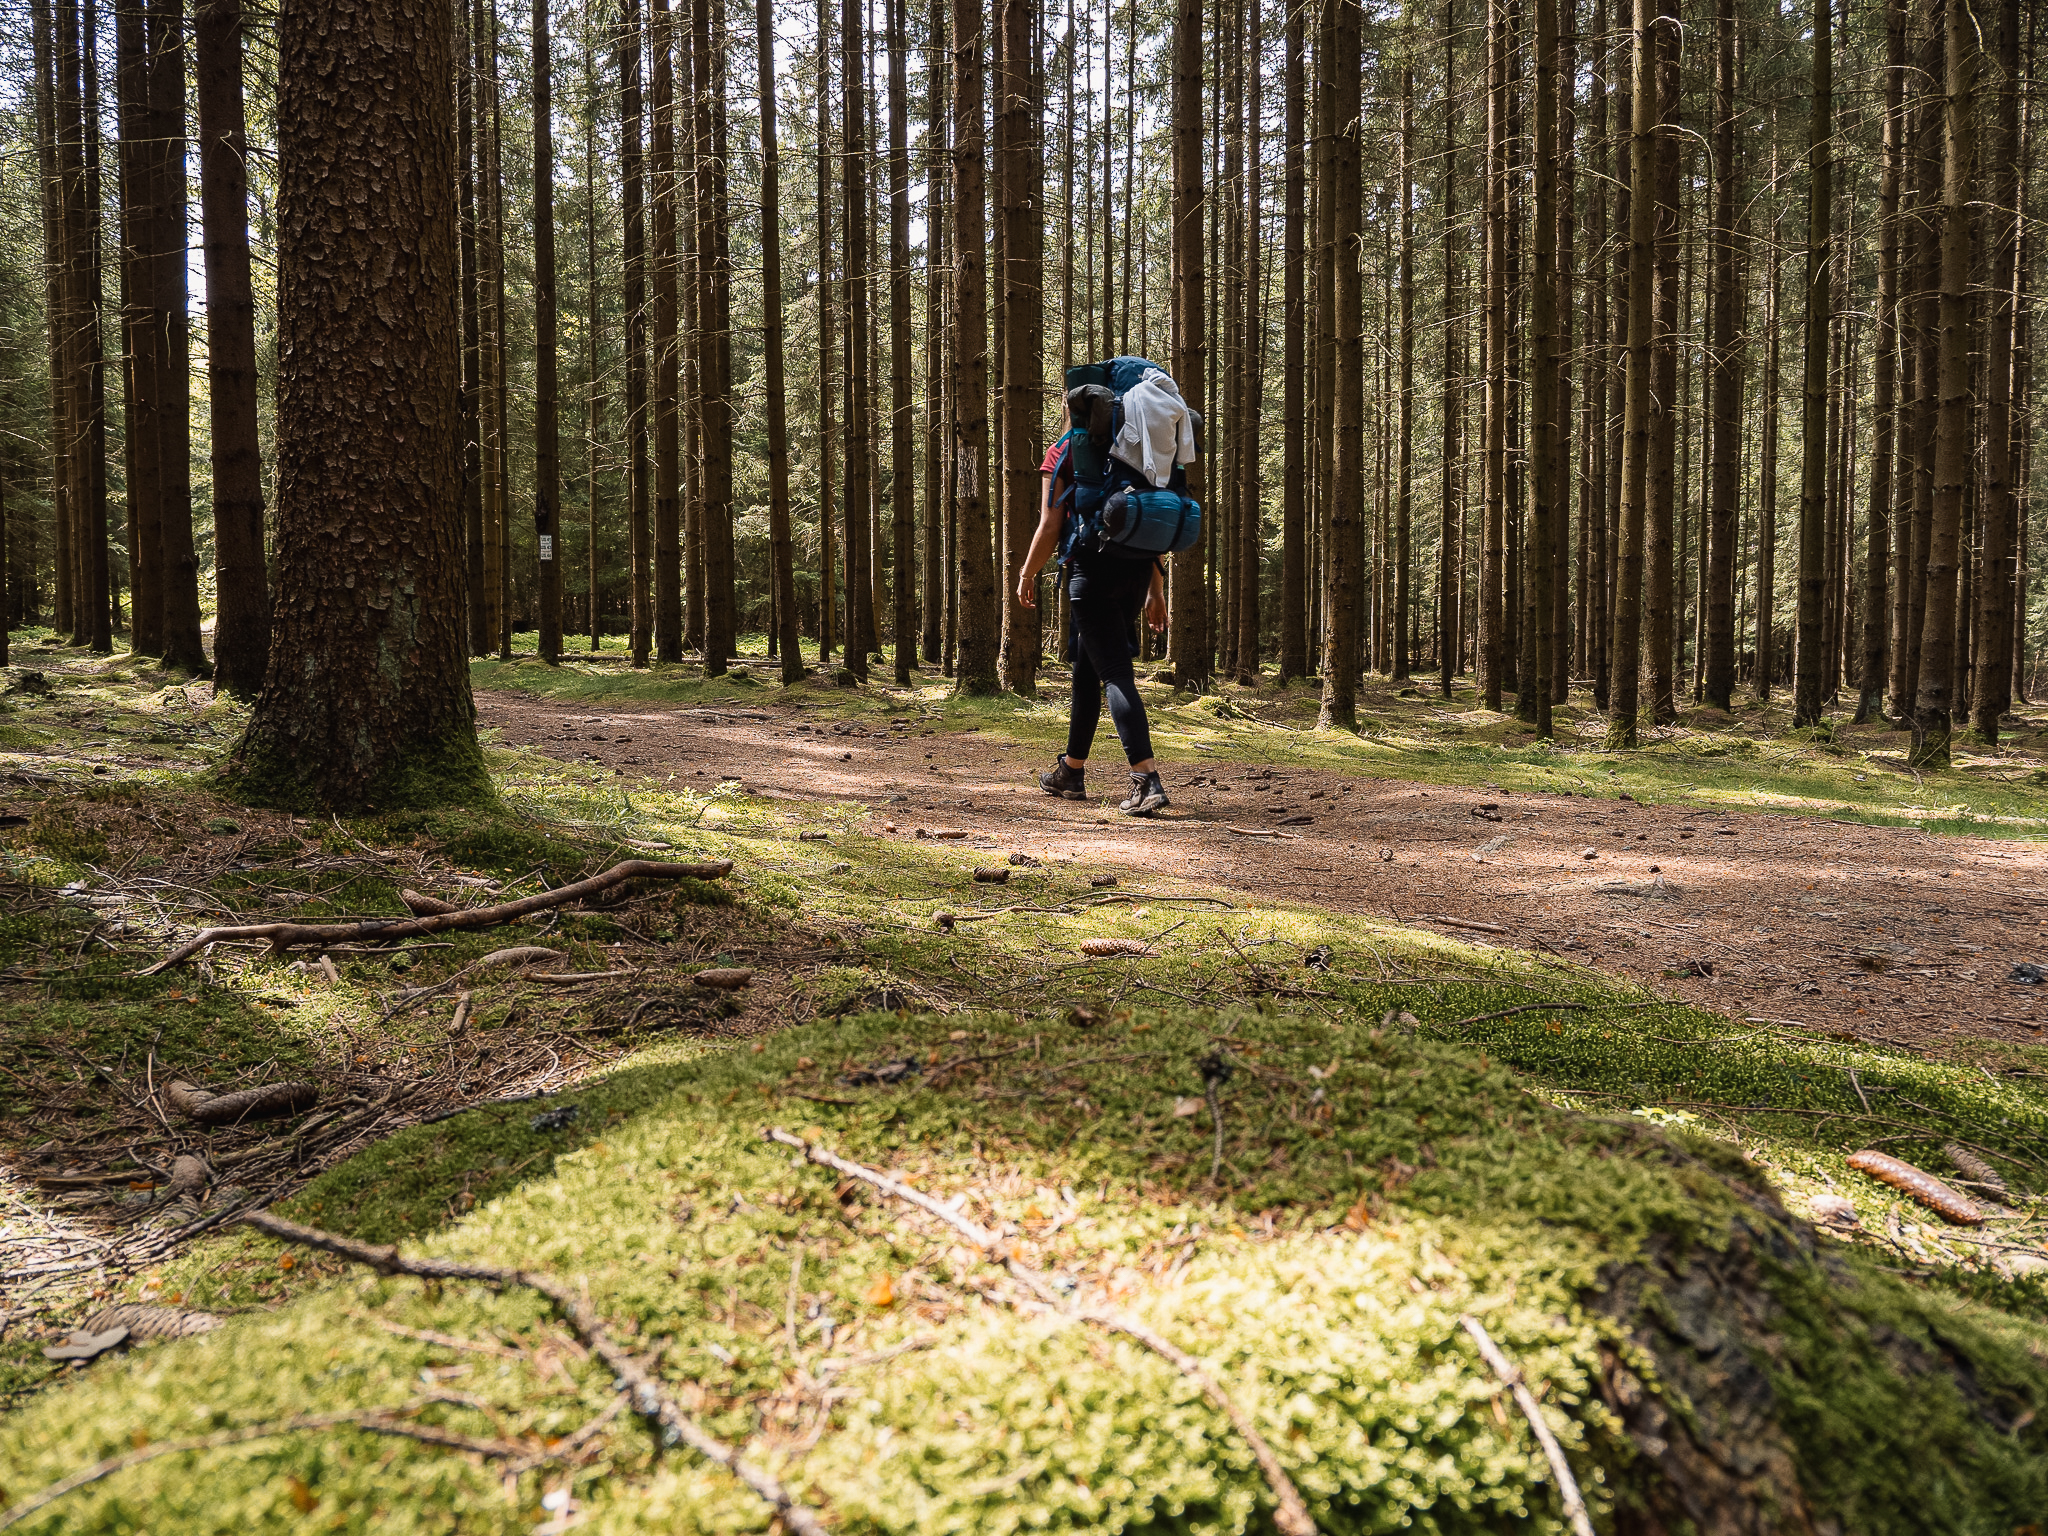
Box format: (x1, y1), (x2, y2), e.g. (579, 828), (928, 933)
(1053, 356), (1203, 564)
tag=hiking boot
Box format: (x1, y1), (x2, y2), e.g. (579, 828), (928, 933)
(1120, 770), (1170, 817)
(1040, 755), (1088, 800)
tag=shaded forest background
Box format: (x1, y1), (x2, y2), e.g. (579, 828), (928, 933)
(0, 0), (2041, 764)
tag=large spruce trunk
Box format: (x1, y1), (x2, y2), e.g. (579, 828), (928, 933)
(231, 0), (482, 808)
(195, 0), (270, 695)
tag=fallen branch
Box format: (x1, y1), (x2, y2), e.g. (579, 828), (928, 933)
(1457, 1316), (1595, 1536)
(163, 1080), (319, 1127)
(764, 1127), (1315, 1536)
(236, 1209), (828, 1536)
(1226, 826), (1300, 841)
(0, 1401), (537, 1531)
(1412, 915), (1508, 935)
(142, 859), (734, 972)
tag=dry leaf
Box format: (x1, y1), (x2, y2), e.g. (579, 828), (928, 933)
(865, 1275), (897, 1308)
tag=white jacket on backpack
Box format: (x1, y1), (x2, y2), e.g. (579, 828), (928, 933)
(1111, 368), (1198, 489)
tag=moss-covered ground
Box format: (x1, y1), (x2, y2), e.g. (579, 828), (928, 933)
(0, 634), (2040, 1532)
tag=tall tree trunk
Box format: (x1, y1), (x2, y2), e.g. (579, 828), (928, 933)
(760, 0), (802, 678)
(460, 0), (486, 652)
(1279, 0), (1307, 681)
(1170, 0), (1210, 690)
(1860, 0), (1905, 722)
(921, 0), (946, 665)
(1585, 0), (1609, 707)
(621, 0), (651, 665)
(196, 0), (270, 693)
(1392, 49), (1413, 685)
(116, 0), (160, 657)
(1479, 0), (1506, 711)
(535, 0), (562, 663)
(79, 3), (111, 653)
(1438, 0), (1461, 694)
(842, 0), (872, 676)
(1317, 0), (1361, 727)
(1604, 0), (1655, 747)
(1901, 7), (1941, 721)
(586, 53), (603, 652)
(951, 0), (999, 692)
(1523, 0), (1556, 735)
(1910, 0), (1974, 765)
(695, 0), (734, 672)
(1970, 0), (2020, 740)
(650, 0), (681, 661)
(997, 0), (1039, 693)
(232, 0), (482, 806)
(1701, 0), (1740, 710)
(888, 0), (915, 683)
(816, 0), (836, 661)
(1551, 3), (1575, 707)
(1792, 0), (1832, 726)
(481, 0), (509, 657)
(1236, 0), (1263, 681)
(1643, 0), (1677, 723)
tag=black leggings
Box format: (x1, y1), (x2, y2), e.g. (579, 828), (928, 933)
(1065, 560), (1154, 767)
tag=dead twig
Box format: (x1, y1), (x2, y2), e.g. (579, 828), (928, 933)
(143, 859), (735, 972)
(763, 1127), (1315, 1536)
(236, 1209), (830, 1536)
(1457, 1316), (1595, 1536)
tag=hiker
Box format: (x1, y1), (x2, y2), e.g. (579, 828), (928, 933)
(1016, 360), (1202, 818)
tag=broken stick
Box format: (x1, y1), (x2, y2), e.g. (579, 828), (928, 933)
(237, 1208), (829, 1536)
(764, 1127), (1316, 1536)
(143, 858), (734, 972)
(1457, 1315), (1595, 1536)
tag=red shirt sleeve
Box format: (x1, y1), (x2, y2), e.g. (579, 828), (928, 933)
(1040, 434), (1069, 475)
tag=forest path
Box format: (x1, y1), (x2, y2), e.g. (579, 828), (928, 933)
(478, 688), (2048, 1053)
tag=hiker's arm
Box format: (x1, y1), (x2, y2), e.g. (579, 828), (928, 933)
(1145, 561), (1168, 632)
(1015, 475), (1065, 610)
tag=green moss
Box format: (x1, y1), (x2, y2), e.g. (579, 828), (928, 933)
(4, 1009), (2042, 1534)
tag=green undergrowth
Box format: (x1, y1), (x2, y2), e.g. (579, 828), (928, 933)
(5, 1005), (2045, 1533)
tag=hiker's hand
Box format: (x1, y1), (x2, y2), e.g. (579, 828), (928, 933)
(1016, 571), (1038, 610)
(1146, 590), (1168, 632)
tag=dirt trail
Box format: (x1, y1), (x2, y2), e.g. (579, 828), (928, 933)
(480, 691), (2048, 1051)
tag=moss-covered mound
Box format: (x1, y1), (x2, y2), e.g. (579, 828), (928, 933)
(4, 1008), (2042, 1534)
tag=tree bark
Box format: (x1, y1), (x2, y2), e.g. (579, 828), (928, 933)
(759, 0), (802, 680)
(1792, 0), (1832, 727)
(1437, 0), (1462, 695)
(997, 0), (1039, 694)
(1523, 0), (1556, 736)
(195, 0), (270, 694)
(950, 0), (998, 693)
(1969, 0), (2020, 741)
(1479, 0), (1506, 712)
(842, 0), (873, 677)
(887, 0), (915, 683)
(921, 0), (946, 665)
(1316, 0), (1361, 728)
(1701, 0), (1740, 711)
(1643, 0), (1677, 724)
(1860, 0), (1905, 723)
(534, 0), (562, 664)
(650, 0), (681, 662)
(1170, 0), (1210, 692)
(116, 0), (161, 657)
(1391, 50), (1412, 685)
(231, 0), (482, 808)
(459, 0), (485, 653)
(1910, 0), (1974, 766)
(1604, 0), (1656, 747)
(621, 0), (651, 666)
(1279, 0), (1307, 683)
(697, 0), (735, 673)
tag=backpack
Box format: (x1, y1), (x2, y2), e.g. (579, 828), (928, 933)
(1054, 356), (1203, 564)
